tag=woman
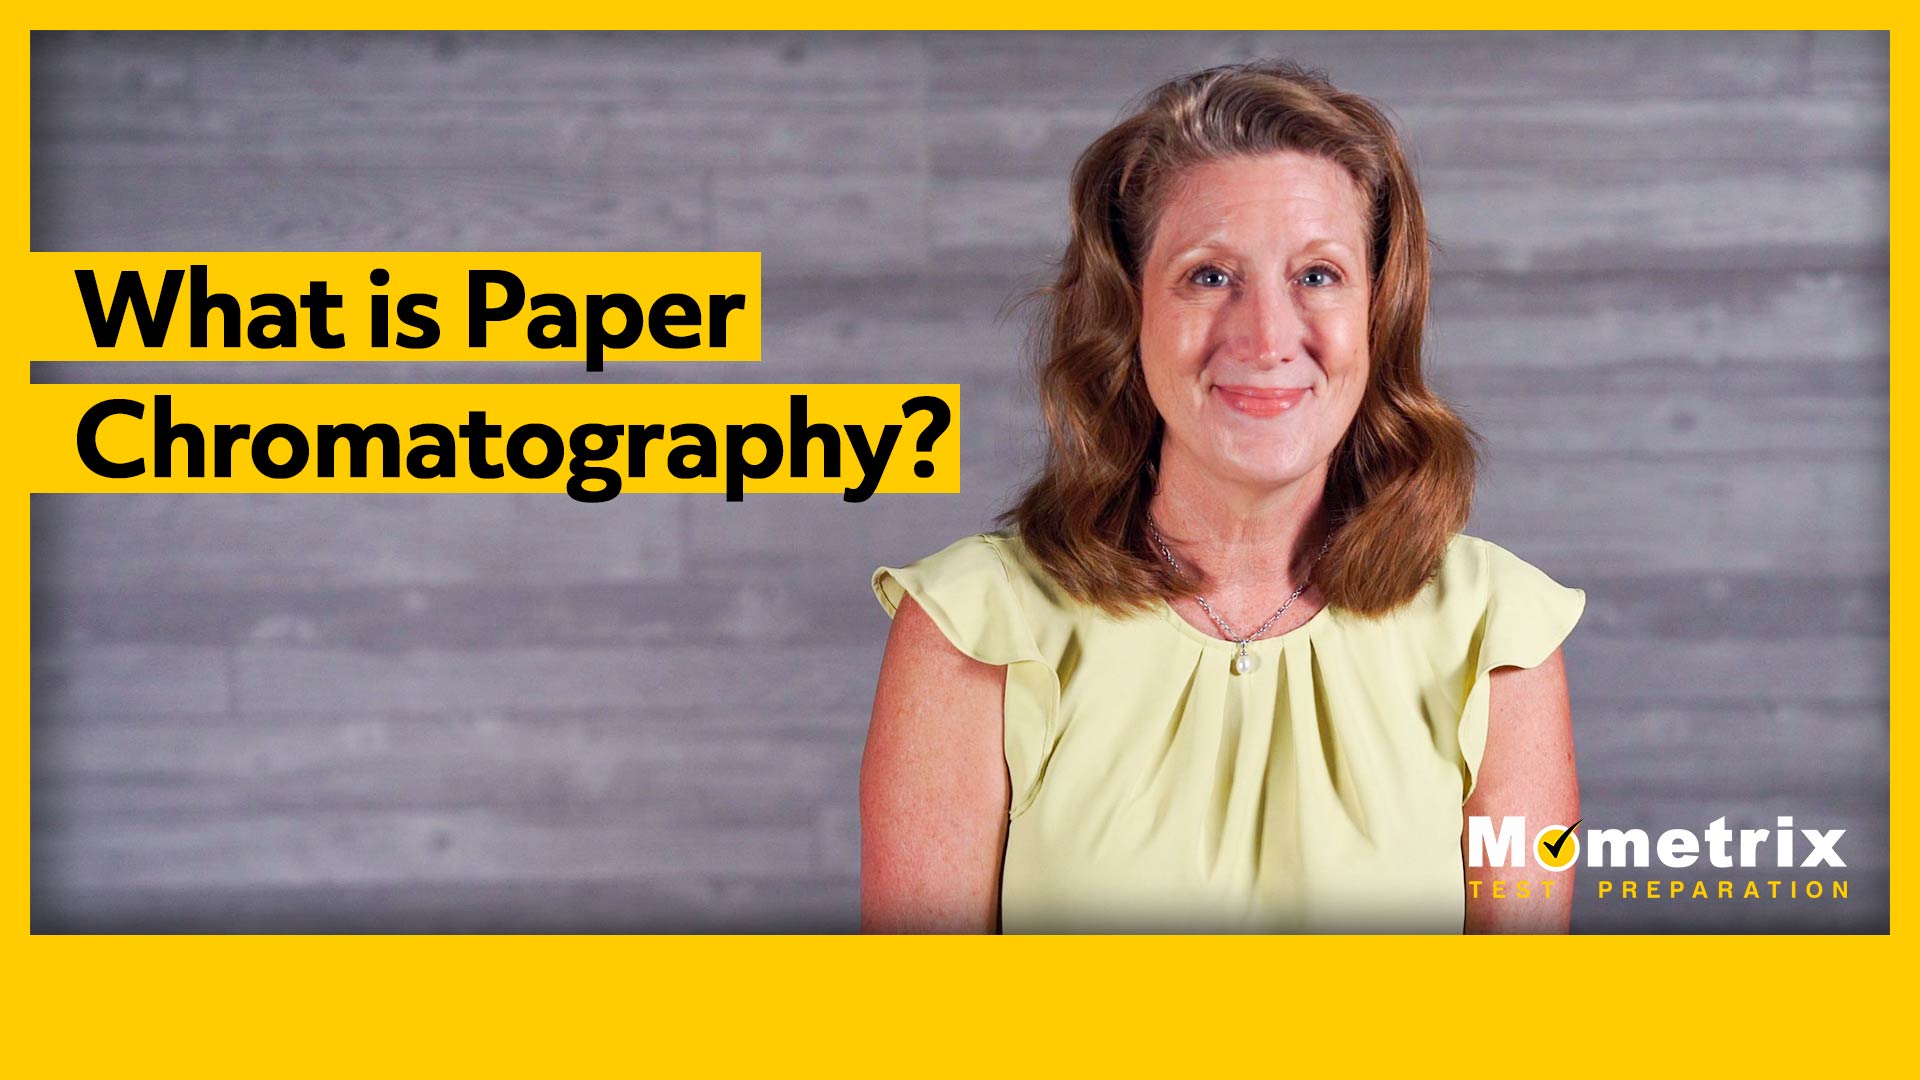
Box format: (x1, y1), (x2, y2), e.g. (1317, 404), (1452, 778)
(862, 60), (1584, 934)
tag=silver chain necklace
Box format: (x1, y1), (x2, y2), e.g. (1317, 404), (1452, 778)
(1145, 512), (1333, 676)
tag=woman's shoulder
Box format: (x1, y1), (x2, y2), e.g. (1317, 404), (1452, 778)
(877, 529), (1004, 581)
(870, 527), (1073, 669)
(1382, 532), (1586, 660)
(869, 528), (1055, 601)
(980, 524), (1068, 593)
(1434, 533), (1582, 606)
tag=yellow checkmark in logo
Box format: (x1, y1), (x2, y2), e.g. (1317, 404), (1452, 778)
(1533, 820), (1582, 873)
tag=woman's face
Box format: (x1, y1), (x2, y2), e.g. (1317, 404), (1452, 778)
(1137, 150), (1372, 495)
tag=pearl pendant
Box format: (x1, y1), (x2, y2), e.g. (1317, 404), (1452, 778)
(1231, 643), (1259, 675)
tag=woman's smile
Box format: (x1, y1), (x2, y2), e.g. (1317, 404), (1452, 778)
(1212, 384), (1310, 418)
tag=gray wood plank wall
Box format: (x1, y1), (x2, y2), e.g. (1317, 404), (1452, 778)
(29, 31), (1888, 932)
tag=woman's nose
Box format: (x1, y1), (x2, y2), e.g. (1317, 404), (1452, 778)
(1223, 282), (1306, 367)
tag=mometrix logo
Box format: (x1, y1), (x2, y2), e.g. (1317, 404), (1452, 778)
(1467, 816), (1846, 871)
(1466, 815), (1851, 903)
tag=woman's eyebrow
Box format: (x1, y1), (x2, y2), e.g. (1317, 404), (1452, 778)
(1165, 235), (1359, 262)
(1297, 237), (1360, 260)
(1164, 241), (1228, 263)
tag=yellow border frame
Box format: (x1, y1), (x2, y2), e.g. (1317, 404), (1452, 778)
(4, 14), (1903, 1072)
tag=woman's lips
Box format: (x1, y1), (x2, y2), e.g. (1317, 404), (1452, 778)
(1213, 385), (1309, 418)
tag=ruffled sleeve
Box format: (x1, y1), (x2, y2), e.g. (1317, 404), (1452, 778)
(872, 532), (1062, 819)
(1456, 539), (1587, 802)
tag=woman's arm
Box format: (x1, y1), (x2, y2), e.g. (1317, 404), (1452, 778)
(860, 593), (1012, 933)
(1463, 646), (1579, 933)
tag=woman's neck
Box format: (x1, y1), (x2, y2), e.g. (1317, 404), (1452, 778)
(1146, 444), (1331, 595)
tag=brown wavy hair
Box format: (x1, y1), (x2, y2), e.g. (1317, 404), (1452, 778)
(994, 59), (1478, 618)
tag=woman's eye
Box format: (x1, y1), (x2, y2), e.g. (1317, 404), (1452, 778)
(1188, 266), (1231, 288)
(1299, 265), (1340, 288)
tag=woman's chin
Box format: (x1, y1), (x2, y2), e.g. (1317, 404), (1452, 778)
(1196, 433), (1318, 482)
(1209, 454), (1324, 490)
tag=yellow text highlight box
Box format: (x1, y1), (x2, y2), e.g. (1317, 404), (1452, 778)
(23, 252), (762, 364)
(22, 383), (957, 501)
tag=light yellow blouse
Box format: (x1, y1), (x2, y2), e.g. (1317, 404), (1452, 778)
(872, 527), (1585, 933)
